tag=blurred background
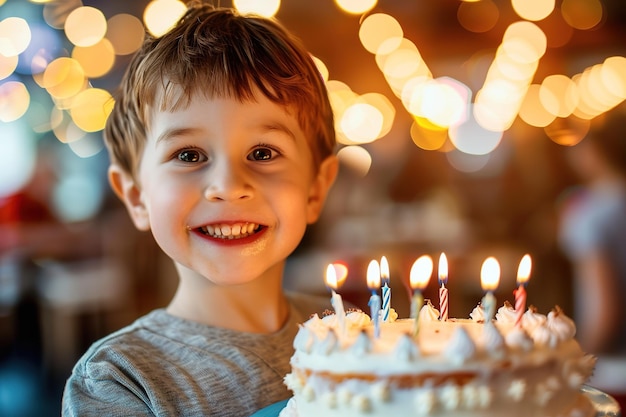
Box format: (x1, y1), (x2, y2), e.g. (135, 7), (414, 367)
(1, 0), (626, 415)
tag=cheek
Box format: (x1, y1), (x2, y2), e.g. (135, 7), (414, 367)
(145, 180), (193, 232)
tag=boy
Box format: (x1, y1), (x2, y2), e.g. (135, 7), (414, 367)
(62, 4), (338, 416)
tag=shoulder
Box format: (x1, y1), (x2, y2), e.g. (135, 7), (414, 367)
(285, 291), (331, 321)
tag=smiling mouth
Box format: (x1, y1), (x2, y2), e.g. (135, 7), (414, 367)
(198, 222), (262, 239)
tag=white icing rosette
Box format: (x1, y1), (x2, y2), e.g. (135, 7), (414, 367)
(394, 332), (421, 361)
(350, 329), (372, 357)
(505, 326), (534, 351)
(469, 303), (485, 322)
(546, 307), (576, 342)
(482, 321), (506, 357)
(521, 306), (547, 333)
(345, 309), (371, 329)
(444, 326), (477, 364)
(419, 299), (440, 322)
(495, 301), (517, 325)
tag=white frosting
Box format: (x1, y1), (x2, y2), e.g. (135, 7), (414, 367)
(505, 326), (534, 351)
(495, 301), (517, 324)
(482, 321), (506, 356)
(443, 326), (476, 364)
(521, 306), (547, 333)
(350, 330), (372, 357)
(469, 304), (485, 322)
(284, 304), (595, 417)
(419, 299), (440, 321)
(547, 307), (576, 342)
(394, 332), (420, 361)
(380, 307), (399, 322)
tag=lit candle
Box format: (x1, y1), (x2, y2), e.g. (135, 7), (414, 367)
(438, 252), (449, 321)
(367, 260), (382, 338)
(380, 256), (391, 323)
(480, 257), (500, 323)
(410, 255), (433, 337)
(325, 264), (346, 336)
(515, 254), (532, 327)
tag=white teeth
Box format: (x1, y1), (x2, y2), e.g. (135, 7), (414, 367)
(201, 222), (259, 239)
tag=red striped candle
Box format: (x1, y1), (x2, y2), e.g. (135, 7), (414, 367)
(515, 254), (532, 327)
(438, 253), (449, 321)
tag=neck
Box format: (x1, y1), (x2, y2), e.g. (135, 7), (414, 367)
(166, 263), (290, 333)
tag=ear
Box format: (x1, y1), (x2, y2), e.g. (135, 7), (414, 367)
(306, 155), (339, 224)
(109, 165), (151, 231)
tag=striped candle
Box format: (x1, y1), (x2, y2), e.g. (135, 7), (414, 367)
(367, 260), (382, 338)
(515, 254), (532, 327)
(380, 256), (391, 322)
(438, 253), (449, 321)
(514, 285), (527, 327)
(439, 285), (449, 321)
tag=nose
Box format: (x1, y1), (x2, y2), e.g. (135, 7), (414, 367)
(203, 159), (253, 202)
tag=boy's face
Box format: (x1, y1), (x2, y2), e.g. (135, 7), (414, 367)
(111, 90), (337, 286)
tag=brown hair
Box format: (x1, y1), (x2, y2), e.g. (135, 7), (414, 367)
(104, 4), (335, 178)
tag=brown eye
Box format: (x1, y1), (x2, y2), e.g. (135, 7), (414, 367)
(178, 150), (202, 163)
(248, 147), (273, 161)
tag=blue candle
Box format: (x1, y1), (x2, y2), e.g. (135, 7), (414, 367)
(380, 256), (391, 323)
(367, 260), (382, 338)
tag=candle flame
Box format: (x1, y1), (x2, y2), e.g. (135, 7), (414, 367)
(380, 255), (389, 284)
(517, 254), (532, 285)
(438, 252), (448, 285)
(367, 259), (381, 290)
(325, 263), (348, 290)
(410, 255), (433, 290)
(480, 256), (500, 291)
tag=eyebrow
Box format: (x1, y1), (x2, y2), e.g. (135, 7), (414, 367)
(153, 121), (298, 145)
(259, 122), (297, 142)
(155, 127), (202, 145)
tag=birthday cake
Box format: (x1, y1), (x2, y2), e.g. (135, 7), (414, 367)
(278, 301), (596, 417)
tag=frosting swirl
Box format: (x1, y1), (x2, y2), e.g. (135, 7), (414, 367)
(495, 301), (517, 325)
(546, 306), (576, 342)
(469, 304), (485, 322)
(419, 299), (441, 322)
(444, 327), (477, 364)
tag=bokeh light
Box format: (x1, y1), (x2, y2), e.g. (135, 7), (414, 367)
(457, 0), (499, 33)
(0, 17), (31, 57)
(69, 88), (115, 132)
(337, 145), (372, 177)
(512, 0), (555, 22)
(71, 38), (115, 78)
(334, 0), (377, 15)
(0, 80), (30, 122)
(233, 0), (280, 17)
(106, 14), (145, 56)
(64, 6), (107, 47)
(410, 118), (448, 151)
(561, 0), (604, 30)
(519, 84), (557, 127)
(0, 119), (37, 197)
(42, 57), (86, 99)
(339, 103), (383, 144)
(144, 0), (187, 37)
(359, 13), (403, 54)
